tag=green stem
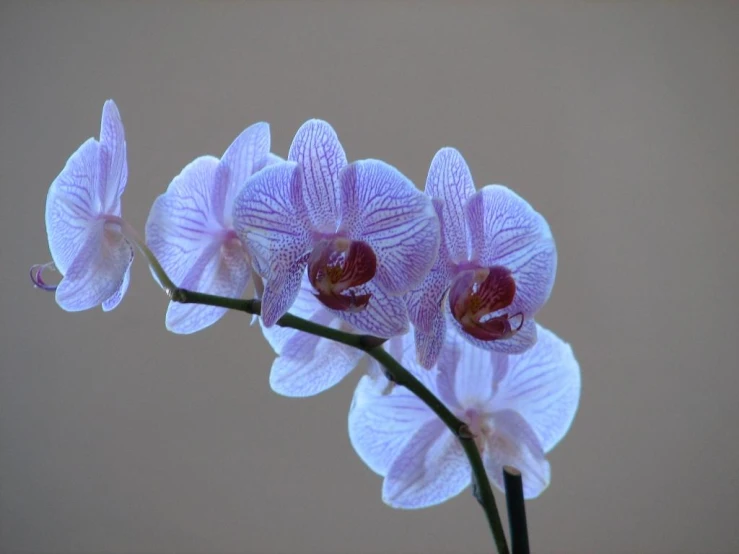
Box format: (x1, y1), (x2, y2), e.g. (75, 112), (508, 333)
(169, 289), (509, 554)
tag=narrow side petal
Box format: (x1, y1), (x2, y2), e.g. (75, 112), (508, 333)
(221, 122), (271, 207)
(493, 325), (581, 452)
(288, 119), (347, 231)
(339, 160), (441, 295)
(465, 185), (557, 315)
(56, 222), (133, 311)
(425, 147), (476, 262)
(99, 99), (128, 211)
(45, 138), (100, 275)
(260, 257), (309, 327)
(165, 241), (251, 334)
(349, 373), (434, 476)
(382, 419), (469, 509)
(484, 410), (551, 499)
(145, 156), (228, 287)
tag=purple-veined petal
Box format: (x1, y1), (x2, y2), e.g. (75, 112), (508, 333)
(406, 199), (453, 368)
(221, 122), (271, 209)
(288, 119), (347, 232)
(425, 147), (476, 263)
(101, 264), (131, 312)
(145, 156), (229, 287)
(349, 371), (435, 476)
(448, 311), (538, 354)
(260, 272), (324, 352)
(339, 160), (440, 295)
(99, 99), (127, 211)
(433, 330), (500, 412)
(55, 221), (134, 311)
(254, 152), (285, 172)
(333, 281), (409, 338)
(413, 308), (447, 370)
(269, 308), (365, 397)
(493, 325), (581, 453)
(165, 240), (251, 334)
(382, 419), (469, 509)
(233, 156), (312, 326)
(465, 185), (557, 316)
(45, 138), (100, 275)
(483, 410), (551, 499)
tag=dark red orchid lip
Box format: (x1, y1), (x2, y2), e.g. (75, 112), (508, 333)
(449, 266), (523, 341)
(308, 237), (377, 312)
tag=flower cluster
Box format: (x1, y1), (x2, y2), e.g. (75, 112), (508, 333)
(33, 100), (580, 508)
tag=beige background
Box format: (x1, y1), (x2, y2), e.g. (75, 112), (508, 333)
(1, 1), (738, 553)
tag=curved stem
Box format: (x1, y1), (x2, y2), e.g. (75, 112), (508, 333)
(169, 289), (509, 554)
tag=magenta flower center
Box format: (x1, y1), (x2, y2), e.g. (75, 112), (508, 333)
(449, 266), (524, 341)
(308, 237), (377, 312)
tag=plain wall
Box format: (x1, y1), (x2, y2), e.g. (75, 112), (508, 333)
(1, 1), (738, 553)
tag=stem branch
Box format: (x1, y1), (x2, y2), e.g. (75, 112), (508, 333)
(168, 287), (510, 554)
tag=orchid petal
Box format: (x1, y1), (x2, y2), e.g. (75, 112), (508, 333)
(221, 122), (271, 207)
(334, 281), (409, 338)
(484, 410), (551, 499)
(434, 331), (500, 410)
(101, 265), (131, 312)
(260, 273), (364, 395)
(55, 222), (134, 312)
(233, 162), (313, 326)
(145, 156), (228, 286)
(165, 241), (251, 334)
(493, 325), (581, 452)
(382, 419), (469, 509)
(425, 147), (476, 262)
(269, 309), (365, 397)
(339, 160), (440, 294)
(288, 119), (347, 231)
(45, 138), (100, 275)
(254, 152), (285, 172)
(99, 99), (127, 211)
(465, 185), (557, 315)
(349, 372), (435, 475)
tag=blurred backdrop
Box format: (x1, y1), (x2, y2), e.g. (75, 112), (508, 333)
(1, 2), (738, 553)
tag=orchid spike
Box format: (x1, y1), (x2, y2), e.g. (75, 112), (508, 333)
(349, 324), (580, 508)
(407, 147), (557, 368)
(145, 122), (279, 334)
(34, 100), (133, 311)
(233, 119), (440, 338)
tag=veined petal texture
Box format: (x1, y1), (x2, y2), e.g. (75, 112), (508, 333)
(234, 162), (313, 326)
(339, 160), (440, 295)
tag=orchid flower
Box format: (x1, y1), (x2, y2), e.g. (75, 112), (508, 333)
(407, 147), (557, 368)
(145, 123), (278, 333)
(233, 119), (440, 337)
(33, 100), (133, 312)
(349, 324), (580, 508)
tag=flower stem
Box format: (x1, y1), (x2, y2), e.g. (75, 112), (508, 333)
(168, 289), (509, 554)
(503, 466), (530, 554)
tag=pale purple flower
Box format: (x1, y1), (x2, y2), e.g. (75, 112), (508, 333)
(233, 119), (440, 337)
(407, 147), (557, 368)
(35, 100), (133, 311)
(348, 324), (580, 508)
(145, 123), (277, 334)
